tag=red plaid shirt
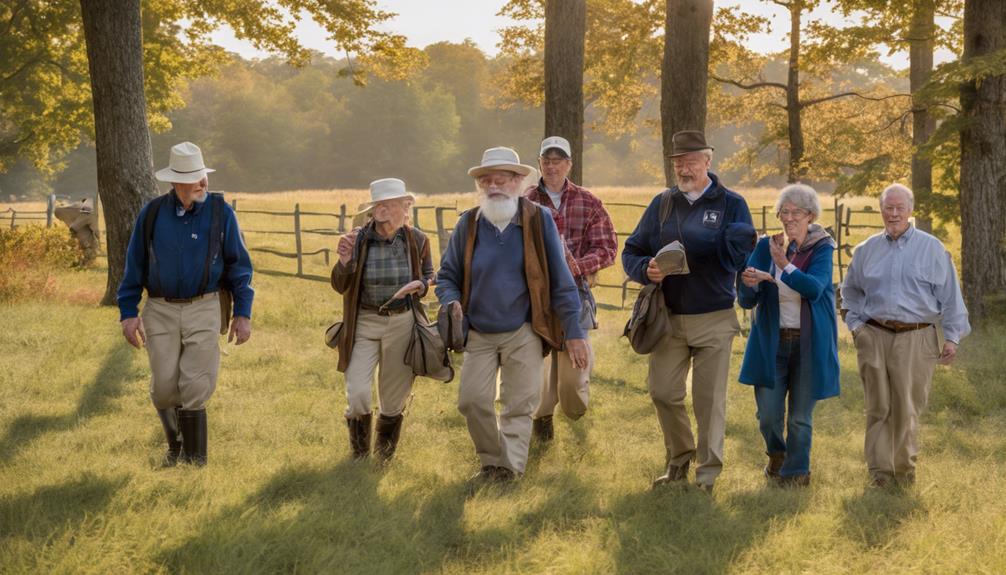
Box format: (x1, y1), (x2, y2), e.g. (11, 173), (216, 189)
(524, 179), (617, 279)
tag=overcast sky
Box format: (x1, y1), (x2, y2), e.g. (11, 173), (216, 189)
(209, 0), (955, 69)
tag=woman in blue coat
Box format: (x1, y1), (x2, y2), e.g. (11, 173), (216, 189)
(738, 184), (840, 487)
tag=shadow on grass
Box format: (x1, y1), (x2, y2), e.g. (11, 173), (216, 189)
(0, 345), (133, 463)
(609, 484), (811, 574)
(0, 472), (127, 541)
(840, 487), (924, 549)
(159, 459), (469, 574)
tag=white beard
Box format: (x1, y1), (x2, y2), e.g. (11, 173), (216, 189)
(479, 194), (519, 231)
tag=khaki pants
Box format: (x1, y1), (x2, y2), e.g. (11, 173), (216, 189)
(458, 323), (543, 474)
(854, 323), (940, 481)
(343, 308), (416, 418)
(533, 335), (592, 420)
(647, 307), (740, 486)
(142, 294), (221, 410)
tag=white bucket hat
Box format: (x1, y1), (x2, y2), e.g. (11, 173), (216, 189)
(359, 178), (415, 210)
(468, 147), (535, 178)
(155, 141), (215, 184)
(540, 136), (571, 158)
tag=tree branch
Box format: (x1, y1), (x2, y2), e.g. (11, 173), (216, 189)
(711, 73), (787, 93)
(801, 91), (911, 108)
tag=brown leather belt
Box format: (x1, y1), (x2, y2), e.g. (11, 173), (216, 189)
(779, 328), (801, 341)
(866, 318), (932, 334)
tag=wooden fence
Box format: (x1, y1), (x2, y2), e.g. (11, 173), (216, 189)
(231, 197), (886, 308)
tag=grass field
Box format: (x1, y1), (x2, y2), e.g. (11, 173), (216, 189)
(1, 186), (1003, 574)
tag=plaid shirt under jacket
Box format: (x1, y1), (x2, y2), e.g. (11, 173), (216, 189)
(359, 226), (412, 310)
(524, 179), (617, 280)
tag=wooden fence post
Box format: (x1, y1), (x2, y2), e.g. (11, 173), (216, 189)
(46, 194), (55, 227)
(10, 210), (16, 229)
(231, 198), (238, 211)
(836, 201), (845, 283)
(294, 203), (303, 277)
(761, 205), (768, 234)
(338, 204), (347, 233)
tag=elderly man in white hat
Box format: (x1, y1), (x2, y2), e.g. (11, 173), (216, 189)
(436, 147), (589, 484)
(523, 136), (617, 442)
(332, 178), (434, 461)
(118, 141), (254, 467)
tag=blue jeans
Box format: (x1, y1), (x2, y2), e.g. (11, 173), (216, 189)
(754, 337), (817, 477)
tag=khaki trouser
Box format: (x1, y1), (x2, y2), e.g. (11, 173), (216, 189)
(142, 294), (221, 410)
(343, 308), (416, 418)
(458, 323), (543, 474)
(533, 335), (592, 420)
(854, 323), (940, 482)
(647, 307), (740, 486)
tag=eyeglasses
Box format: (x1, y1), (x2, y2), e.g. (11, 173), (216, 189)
(778, 209), (810, 218)
(539, 156), (569, 167)
(477, 174), (518, 189)
(672, 158), (706, 169)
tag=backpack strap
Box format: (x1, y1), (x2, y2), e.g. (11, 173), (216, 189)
(142, 194), (170, 289)
(198, 193), (224, 296)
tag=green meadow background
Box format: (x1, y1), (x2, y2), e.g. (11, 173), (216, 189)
(1, 187), (1004, 574)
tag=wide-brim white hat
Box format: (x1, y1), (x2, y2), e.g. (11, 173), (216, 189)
(468, 147), (535, 178)
(155, 141), (215, 184)
(359, 178), (415, 210)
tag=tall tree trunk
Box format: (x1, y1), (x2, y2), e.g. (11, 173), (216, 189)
(910, 0), (936, 233)
(544, 0), (586, 185)
(785, 0), (805, 183)
(80, 0), (158, 306)
(959, 0), (1006, 319)
(661, 0), (713, 187)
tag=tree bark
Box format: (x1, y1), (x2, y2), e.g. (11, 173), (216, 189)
(544, 0), (586, 185)
(910, 0), (936, 233)
(661, 0), (713, 187)
(785, 0), (805, 183)
(959, 0), (1006, 319)
(80, 0), (158, 306)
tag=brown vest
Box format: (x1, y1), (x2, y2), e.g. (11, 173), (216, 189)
(460, 197), (564, 352)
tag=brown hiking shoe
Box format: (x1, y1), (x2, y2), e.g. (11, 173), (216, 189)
(764, 452), (785, 480)
(652, 460), (690, 488)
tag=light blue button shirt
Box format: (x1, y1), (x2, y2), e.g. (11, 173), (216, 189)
(841, 226), (970, 343)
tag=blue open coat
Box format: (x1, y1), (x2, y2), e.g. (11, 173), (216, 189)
(737, 229), (840, 400)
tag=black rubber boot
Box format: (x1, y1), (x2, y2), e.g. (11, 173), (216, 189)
(156, 407), (182, 467)
(178, 409), (207, 466)
(347, 413), (372, 460)
(532, 415), (554, 442)
(374, 413), (404, 462)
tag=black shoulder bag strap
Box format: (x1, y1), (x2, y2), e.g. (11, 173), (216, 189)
(657, 189), (675, 247)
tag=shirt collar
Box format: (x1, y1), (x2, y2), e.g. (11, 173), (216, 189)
(884, 224), (915, 243)
(170, 189), (206, 216)
(537, 178), (570, 197)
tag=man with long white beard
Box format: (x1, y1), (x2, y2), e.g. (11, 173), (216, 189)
(436, 146), (589, 484)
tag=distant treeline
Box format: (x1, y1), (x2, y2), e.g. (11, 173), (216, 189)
(3, 41), (821, 199)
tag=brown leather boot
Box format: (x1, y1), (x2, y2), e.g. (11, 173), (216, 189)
(765, 452), (785, 481)
(347, 413), (372, 460)
(374, 413), (404, 461)
(156, 407), (182, 467)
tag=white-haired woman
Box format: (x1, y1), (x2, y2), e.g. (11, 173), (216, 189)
(737, 183), (840, 487)
(332, 178), (434, 461)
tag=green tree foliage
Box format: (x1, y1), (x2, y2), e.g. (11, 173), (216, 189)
(0, 0), (422, 175)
